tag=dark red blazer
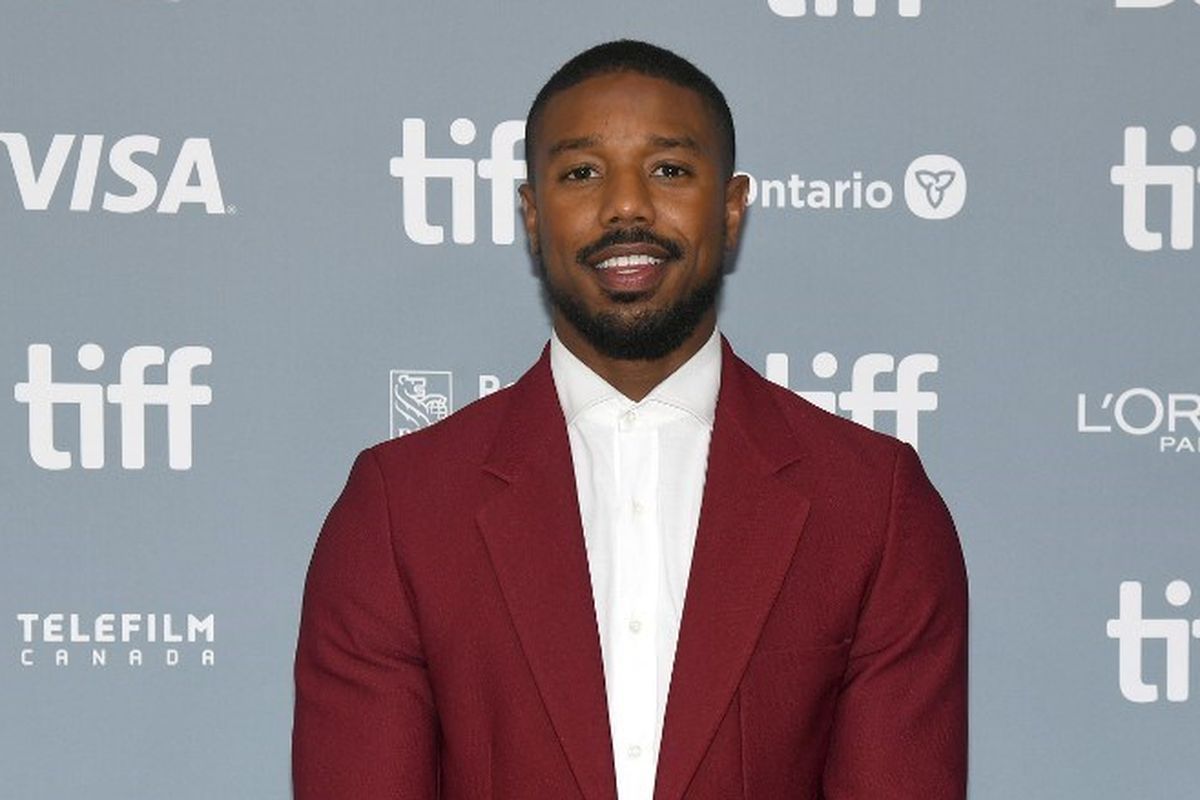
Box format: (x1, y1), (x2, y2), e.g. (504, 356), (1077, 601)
(293, 337), (967, 799)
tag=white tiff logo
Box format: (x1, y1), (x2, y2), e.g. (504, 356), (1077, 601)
(389, 118), (526, 245)
(0, 133), (225, 213)
(1115, 0), (1199, 8)
(1110, 126), (1199, 251)
(1107, 581), (1199, 702)
(764, 351), (938, 449)
(13, 344), (212, 470)
(769, 0), (922, 17)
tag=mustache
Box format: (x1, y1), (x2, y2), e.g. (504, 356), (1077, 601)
(575, 227), (684, 266)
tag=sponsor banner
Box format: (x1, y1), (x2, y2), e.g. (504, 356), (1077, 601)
(16, 612), (216, 669)
(1077, 389), (1200, 454)
(1107, 581), (1197, 703)
(390, 351), (938, 449)
(0, 133), (227, 214)
(739, 153), (967, 221)
(1111, 125), (1198, 252)
(768, 0), (923, 17)
(13, 343), (213, 470)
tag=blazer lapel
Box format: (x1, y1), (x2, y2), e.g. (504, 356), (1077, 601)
(653, 338), (812, 800)
(476, 347), (617, 800)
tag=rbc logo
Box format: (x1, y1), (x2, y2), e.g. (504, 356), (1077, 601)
(390, 370), (452, 436)
(764, 351), (939, 449)
(1107, 580), (1200, 703)
(13, 344), (212, 470)
(769, 0), (922, 17)
(388, 118), (526, 245)
(1110, 125), (1199, 251)
(0, 133), (226, 214)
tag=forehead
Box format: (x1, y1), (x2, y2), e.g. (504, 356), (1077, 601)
(535, 72), (719, 155)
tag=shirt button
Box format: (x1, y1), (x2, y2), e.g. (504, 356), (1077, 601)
(620, 409), (638, 430)
(628, 618), (643, 634)
(632, 499), (645, 516)
(627, 744), (642, 759)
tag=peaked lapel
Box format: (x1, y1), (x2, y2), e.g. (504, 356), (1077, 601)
(476, 345), (617, 800)
(653, 337), (812, 800)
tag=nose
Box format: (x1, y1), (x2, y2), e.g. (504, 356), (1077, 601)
(598, 165), (655, 228)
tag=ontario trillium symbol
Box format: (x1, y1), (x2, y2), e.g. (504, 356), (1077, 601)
(914, 170), (958, 209)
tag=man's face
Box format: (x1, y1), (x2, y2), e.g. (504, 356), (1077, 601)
(519, 72), (749, 361)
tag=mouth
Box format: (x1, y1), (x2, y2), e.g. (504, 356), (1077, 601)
(573, 229), (684, 297)
(584, 245), (673, 295)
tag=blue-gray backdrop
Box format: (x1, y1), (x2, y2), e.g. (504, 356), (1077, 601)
(3, 1), (1197, 797)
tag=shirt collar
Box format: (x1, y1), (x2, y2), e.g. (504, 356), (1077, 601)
(549, 325), (722, 428)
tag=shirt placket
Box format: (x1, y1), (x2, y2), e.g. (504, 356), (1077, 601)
(612, 403), (660, 799)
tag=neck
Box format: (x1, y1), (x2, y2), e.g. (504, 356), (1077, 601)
(552, 311), (717, 402)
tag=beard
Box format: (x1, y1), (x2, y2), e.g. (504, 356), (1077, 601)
(538, 251), (724, 361)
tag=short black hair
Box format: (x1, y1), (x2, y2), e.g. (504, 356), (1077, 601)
(524, 39), (736, 183)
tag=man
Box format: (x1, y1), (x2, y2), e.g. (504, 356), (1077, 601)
(293, 40), (967, 799)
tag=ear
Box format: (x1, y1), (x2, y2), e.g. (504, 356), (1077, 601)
(518, 182), (539, 255)
(723, 173), (750, 251)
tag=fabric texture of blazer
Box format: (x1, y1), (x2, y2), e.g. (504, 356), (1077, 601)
(292, 336), (968, 799)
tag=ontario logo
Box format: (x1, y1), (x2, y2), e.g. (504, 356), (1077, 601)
(769, 0), (922, 17)
(739, 153), (966, 221)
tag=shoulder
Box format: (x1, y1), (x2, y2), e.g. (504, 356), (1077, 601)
(365, 381), (518, 475)
(735, 354), (906, 477)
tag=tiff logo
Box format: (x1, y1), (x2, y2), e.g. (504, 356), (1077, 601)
(0, 133), (226, 214)
(1110, 125), (1199, 251)
(13, 344), (212, 470)
(389, 118), (526, 245)
(764, 351), (938, 449)
(1107, 580), (1200, 702)
(769, 0), (922, 17)
(1116, 0), (1199, 8)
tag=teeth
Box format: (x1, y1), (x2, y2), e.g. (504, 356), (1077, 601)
(595, 254), (664, 270)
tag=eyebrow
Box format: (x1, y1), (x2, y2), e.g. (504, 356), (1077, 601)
(547, 136), (600, 159)
(545, 133), (703, 159)
(647, 134), (700, 153)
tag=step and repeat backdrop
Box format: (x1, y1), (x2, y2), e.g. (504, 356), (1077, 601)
(2, 1), (1197, 798)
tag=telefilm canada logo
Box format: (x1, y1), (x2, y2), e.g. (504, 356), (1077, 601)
(768, 0), (923, 17)
(740, 154), (967, 221)
(16, 612), (216, 668)
(1107, 581), (1198, 703)
(0, 132), (228, 214)
(12, 343), (213, 470)
(390, 352), (938, 449)
(1076, 388), (1200, 454)
(1111, 125), (1198, 252)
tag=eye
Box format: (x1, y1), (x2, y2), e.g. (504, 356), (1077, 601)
(651, 162), (691, 179)
(562, 165), (599, 181)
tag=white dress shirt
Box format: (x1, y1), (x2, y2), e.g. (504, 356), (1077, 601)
(549, 326), (721, 800)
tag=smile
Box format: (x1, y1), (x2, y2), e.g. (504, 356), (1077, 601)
(594, 254), (665, 271)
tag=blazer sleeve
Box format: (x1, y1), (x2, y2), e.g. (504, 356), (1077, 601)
(823, 443), (968, 799)
(293, 449), (439, 798)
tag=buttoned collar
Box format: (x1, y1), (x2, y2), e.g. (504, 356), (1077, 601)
(549, 325), (722, 429)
